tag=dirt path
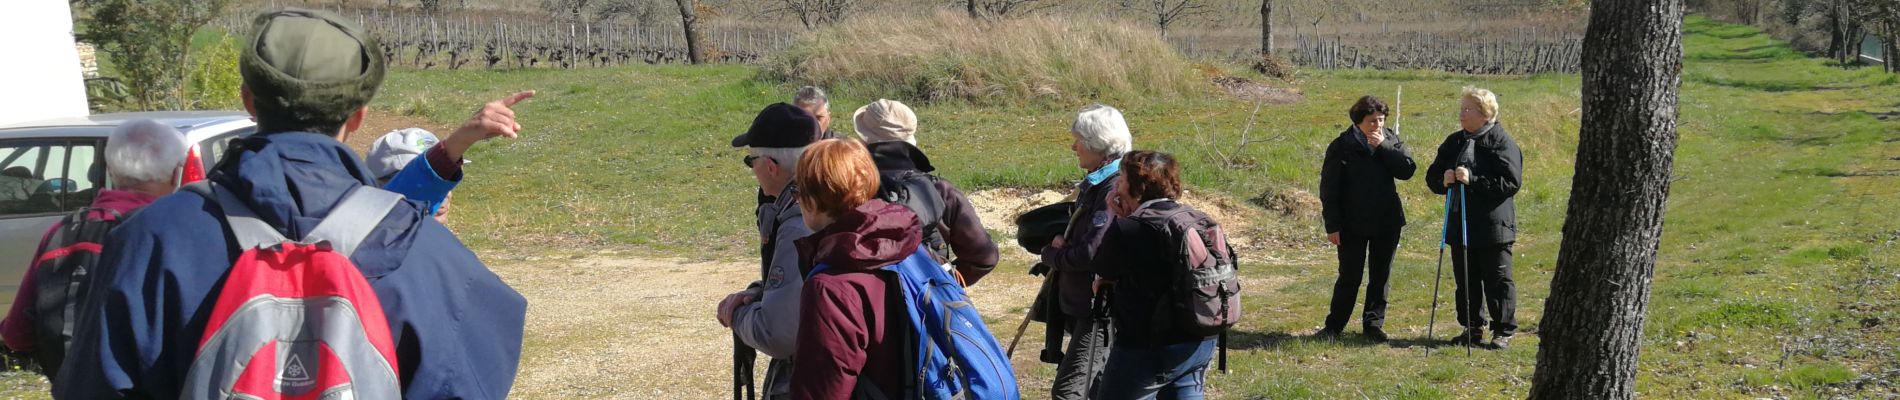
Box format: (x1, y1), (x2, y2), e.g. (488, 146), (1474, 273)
(491, 246), (1066, 399)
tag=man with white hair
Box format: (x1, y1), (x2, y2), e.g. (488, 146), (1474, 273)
(853, 98), (1000, 286)
(1, 119), (187, 377)
(718, 103), (821, 399)
(1039, 104), (1133, 400)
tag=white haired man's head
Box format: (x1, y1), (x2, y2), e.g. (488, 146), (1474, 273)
(105, 119), (188, 193)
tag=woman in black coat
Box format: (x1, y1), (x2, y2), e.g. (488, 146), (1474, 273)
(1424, 86), (1524, 350)
(1317, 95), (1416, 342)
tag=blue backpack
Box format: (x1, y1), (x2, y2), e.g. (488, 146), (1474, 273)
(810, 246), (1020, 399)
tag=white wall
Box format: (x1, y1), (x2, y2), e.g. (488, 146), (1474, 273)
(0, 0), (89, 126)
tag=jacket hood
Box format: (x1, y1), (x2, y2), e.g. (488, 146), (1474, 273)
(207, 131), (423, 277)
(797, 199), (923, 276)
(86, 189), (160, 220)
(866, 141), (934, 173)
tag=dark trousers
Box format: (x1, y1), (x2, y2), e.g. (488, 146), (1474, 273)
(1325, 231), (1401, 331)
(1052, 313), (1113, 400)
(1450, 242), (1518, 335)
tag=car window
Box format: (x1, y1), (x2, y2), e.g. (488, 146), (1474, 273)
(0, 139), (102, 218)
(198, 125), (254, 170)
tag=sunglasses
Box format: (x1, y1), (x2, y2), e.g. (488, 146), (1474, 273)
(743, 155), (762, 168)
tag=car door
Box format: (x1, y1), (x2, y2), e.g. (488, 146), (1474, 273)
(0, 137), (105, 310)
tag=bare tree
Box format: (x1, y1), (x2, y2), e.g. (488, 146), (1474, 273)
(777, 0), (858, 30)
(1118, 0), (1209, 38)
(1261, 0), (1274, 56)
(675, 0), (706, 64)
(1528, 0), (1684, 398)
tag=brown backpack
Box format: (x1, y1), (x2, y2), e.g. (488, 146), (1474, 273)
(1125, 201), (1243, 337)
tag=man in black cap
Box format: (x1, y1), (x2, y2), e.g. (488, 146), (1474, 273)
(55, 8), (532, 398)
(716, 103), (820, 399)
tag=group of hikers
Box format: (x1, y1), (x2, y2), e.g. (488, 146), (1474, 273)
(0, 7), (1530, 400)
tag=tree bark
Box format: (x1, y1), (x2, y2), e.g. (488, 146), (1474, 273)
(1528, 0), (1684, 398)
(969, 0), (979, 19)
(1261, 0), (1274, 56)
(674, 0), (705, 64)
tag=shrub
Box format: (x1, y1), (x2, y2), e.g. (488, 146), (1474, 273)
(187, 35), (242, 110)
(761, 11), (1206, 104)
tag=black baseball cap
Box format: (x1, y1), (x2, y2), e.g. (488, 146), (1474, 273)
(731, 103), (820, 148)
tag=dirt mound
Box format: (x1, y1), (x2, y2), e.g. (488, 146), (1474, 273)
(1214, 76), (1304, 105)
(965, 187), (1301, 263)
(1250, 186), (1322, 219)
(965, 187), (1070, 240)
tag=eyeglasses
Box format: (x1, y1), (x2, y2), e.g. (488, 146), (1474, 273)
(743, 155), (762, 168)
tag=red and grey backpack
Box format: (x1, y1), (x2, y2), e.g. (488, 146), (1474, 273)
(179, 182), (405, 399)
(27, 206), (123, 378)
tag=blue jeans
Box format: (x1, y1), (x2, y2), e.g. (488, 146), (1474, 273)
(1093, 337), (1217, 400)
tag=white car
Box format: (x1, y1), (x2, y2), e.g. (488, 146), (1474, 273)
(0, 111), (255, 310)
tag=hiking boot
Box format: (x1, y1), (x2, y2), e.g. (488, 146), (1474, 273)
(1363, 327), (1390, 343)
(1490, 334), (1514, 350)
(1315, 328), (1343, 339)
(1452, 329), (1485, 347)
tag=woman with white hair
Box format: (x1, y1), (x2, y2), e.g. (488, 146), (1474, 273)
(1038, 104), (1132, 400)
(1424, 86), (1524, 350)
(1, 119), (188, 373)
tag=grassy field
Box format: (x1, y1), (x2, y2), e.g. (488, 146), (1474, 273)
(4, 15), (1895, 399)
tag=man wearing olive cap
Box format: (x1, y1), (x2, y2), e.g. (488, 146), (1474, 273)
(55, 9), (533, 399)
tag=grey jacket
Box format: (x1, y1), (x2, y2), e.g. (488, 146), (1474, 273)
(734, 184), (812, 397)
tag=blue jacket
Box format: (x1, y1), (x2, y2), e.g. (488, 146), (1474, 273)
(383, 149), (458, 215)
(53, 132), (527, 399)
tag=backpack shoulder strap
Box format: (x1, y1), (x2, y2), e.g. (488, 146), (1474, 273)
(305, 187), (405, 258)
(182, 181), (289, 250)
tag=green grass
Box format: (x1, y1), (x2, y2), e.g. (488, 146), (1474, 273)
(7, 14), (1895, 399)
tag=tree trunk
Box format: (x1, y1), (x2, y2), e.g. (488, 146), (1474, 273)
(1261, 0), (1274, 56)
(968, 0), (979, 19)
(674, 0), (705, 64)
(1528, 0), (1684, 398)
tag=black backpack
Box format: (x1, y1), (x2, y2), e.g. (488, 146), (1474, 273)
(1124, 202), (1243, 337)
(877, 170), (949, 262)
(27, 207), (122, 378)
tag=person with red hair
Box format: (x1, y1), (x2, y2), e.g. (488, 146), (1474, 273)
(785, 138), (917, 399)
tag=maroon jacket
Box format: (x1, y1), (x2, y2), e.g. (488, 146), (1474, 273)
(789, 200), (922, 400)
(2, 189), (160, 352)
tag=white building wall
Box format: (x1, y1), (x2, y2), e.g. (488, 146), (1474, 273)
(0, 0), (89, 126)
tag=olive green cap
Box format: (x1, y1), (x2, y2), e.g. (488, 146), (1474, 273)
(239, 8), (385, 133)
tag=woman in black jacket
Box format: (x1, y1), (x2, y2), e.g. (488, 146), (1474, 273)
(1091, 151), (1223, 400)
(1317, 96), (1417, 342)
(1424, 86), (1523, 349)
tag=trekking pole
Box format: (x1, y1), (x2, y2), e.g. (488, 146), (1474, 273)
(733, 333), (755, 400)
(1426, 187), (1452, 343)
(1459, 184), (1473, 357)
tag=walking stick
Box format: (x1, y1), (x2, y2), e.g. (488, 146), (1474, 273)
(1426, 187), (1452, 343)
(733, 333), (755, 400)
(1459, 184), (1473, 357)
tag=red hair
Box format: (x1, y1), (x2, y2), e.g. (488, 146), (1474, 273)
(794, 139), (880, 217)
